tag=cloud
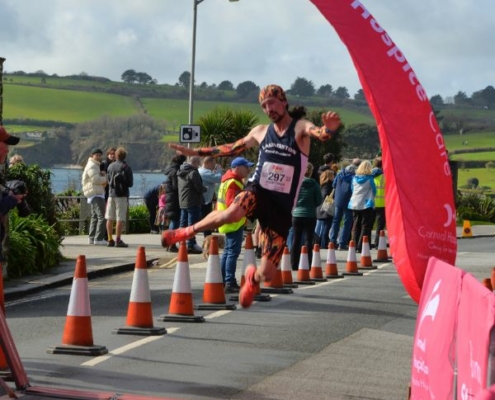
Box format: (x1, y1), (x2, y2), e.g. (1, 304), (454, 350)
(0, 0), (493, 98)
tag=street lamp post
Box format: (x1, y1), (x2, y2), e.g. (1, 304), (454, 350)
(188, 0), (239, 125)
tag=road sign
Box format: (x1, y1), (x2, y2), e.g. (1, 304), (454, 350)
(180, 125), (201, 143)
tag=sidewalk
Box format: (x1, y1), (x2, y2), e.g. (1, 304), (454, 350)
(3, 225), (494, 301)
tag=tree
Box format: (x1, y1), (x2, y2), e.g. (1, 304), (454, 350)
(236, 81), (258, 97)
(178, 71), (191, 88)
(334, 86), (350, 99)
(454, 91), (470, 106)
(200, 82), (208, 89)
(342, 123), (380, 158)
(354, 89), (365, 101)
(471, 85), (495, 107)
(317, 84), (333, 97)
(136, 72), (153, 85)
(290, 77), (315, 97)
(430, 94), (444, 106)
(218, 80), (234, 91)
(121, 69), (137, 84)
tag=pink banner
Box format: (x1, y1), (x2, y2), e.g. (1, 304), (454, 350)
(309, 0), (457, 303)
(411, 257), (464, 399)
(457, 274), (495, 398)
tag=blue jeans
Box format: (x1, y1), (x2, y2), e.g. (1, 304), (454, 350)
(315, 217), (333, 248)
(221, 228), (244, 284)
(168, 215), (180, 230)
(180, 206), (201, 247)
(329, 206), (353, 248)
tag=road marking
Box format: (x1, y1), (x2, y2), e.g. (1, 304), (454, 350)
(6, 293), (63, 307)
(81, 327), (180, 367)
(203, 310), (233, 320)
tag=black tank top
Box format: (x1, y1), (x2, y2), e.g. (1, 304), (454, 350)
(249, 119), (308, 212)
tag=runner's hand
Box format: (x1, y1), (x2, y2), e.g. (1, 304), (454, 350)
(321, 111), (341, 132)
(169, 143), (198, 156)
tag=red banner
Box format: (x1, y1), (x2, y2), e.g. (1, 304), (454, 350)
(309, 0), (457, 302)
(457, 274), (495, 398)
(411, 257), (464, 399)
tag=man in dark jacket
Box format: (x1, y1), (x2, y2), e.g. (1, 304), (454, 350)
(106, 147), (133, 248)
(143, 185), (161, 234)
(163, 154), (186, 252)
(177, 155), (206, 254)
(329, 158), (360, 250)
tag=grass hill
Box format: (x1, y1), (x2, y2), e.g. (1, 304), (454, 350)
(1, 74), (494, 192)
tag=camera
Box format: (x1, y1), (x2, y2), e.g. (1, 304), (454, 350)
(180, 125), (201, 143)
(2, 180), (31, 217)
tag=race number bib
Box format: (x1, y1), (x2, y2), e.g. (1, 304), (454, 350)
(259, 162), (294, 194)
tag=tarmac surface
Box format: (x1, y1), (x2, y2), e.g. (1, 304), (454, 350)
(1, 224), (494, 399)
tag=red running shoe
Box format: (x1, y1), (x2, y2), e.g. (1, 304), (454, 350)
(161, 226), (195, 248)
(239, 265), (257, 308)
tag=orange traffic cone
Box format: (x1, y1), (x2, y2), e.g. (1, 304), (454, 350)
(196, 235), (236, 310)
(310, 244), (327, 282)
(294, 246), (315, 285)
(343, 240), (363, 276)
(462, 220), (473, 238)
(374, 230), (391, 262)
(325, 243), (343, 279)
(281, 247), (298, 288)
(482, 278), (493, 292)
(114, 247), (166, 335)
(358, 236), (377, 270)
(262, 250), (293, 294)
(237, 232), (271, 302)
(47, 255), (108, 355)
(158, 242), (205, 322)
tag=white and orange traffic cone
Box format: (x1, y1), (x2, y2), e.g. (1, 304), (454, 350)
(281, 246), (298, 288)
(310, 244), (327, 282)
(114, 247), (166, 335)
(262, 248), (293, 294)
(158, 242), (205, 322)
(234, 232), (271, 302)
(374, 230), (391, 262)
(293, 246), (315, 285)
(343, 240), (363, 276)
(47, 255), (108, 355)
(196, 235), (236, 310)
(325, 243), (343, 279)
(358, 236), (377, 270)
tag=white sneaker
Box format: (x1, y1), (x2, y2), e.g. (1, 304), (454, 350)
(94, 240), (109, 246)
(88, 238), (94, 245)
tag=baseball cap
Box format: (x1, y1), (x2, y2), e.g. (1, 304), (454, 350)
(0, 126), (21, 145)
(231, 157), (254, 168)
(91, 148), (103, 155)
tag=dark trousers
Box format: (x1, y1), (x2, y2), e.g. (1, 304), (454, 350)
(144, 199), (159, 232)
(351, 208), (375, 251)
(290, 216), (317, 271)
(373, 207), (386, 247)
(201, 202), (213, 237)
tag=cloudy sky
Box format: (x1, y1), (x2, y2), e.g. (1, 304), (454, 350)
(1, 0), (493, 99)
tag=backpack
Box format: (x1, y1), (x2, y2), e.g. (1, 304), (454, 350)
(110, 164), (128, 197)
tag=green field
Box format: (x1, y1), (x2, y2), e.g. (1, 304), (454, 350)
(458, 168), (495, 189)
(3, 82), (375, 128)
(450, 152), (495, 161)
(444, 131), (495, 151)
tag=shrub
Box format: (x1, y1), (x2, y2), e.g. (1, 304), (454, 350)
(7, 211), (63, 278)
(128, 204), (149, 234)
(456, 193), (495, 223)
(486, 161), (495, 169)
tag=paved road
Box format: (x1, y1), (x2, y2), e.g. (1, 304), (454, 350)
(2, 226), (494, 399)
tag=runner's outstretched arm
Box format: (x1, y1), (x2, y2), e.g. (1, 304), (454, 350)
(169, 131), (259, 157)
(304, 111), (342, 141)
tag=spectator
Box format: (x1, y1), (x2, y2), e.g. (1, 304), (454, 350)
(349, 160), (376, 252)
(82, 148), (108, 245)
(329, 158), (360, 250)
(317, 153), (335, 177)
(156, 183), (167, 232)
(372, 157), (386, 248)
(217, 157), (253, 293)
(163, 154), (186, 253)
(106, 147), (133, 248)
(314, 168), (335, 249)
(9, 154), (24, 166)
(143, 185), (160, 234)
(198, 156), (222, 237)
(178, 155), (206, 254)
(291, 162), (322, 271)
(100, 147), (116, 202)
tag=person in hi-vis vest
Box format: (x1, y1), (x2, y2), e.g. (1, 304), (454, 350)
(372, 157), (386, 249)
(217, 157), (254, 294)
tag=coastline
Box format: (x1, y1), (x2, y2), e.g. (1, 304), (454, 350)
(51, 165), (163, 174)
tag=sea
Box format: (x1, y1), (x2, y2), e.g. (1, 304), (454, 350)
(50, 167), (167, 198)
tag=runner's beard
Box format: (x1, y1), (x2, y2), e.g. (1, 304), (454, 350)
(269, 112), (284, 123)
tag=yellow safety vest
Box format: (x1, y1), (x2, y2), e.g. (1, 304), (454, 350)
(374, 174), (385, 208)
(216, 178), (246, 234)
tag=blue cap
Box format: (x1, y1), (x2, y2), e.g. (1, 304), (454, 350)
(231, 157), (254, 168)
